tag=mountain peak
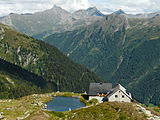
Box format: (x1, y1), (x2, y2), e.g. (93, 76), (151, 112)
(113, 9), (126, 15)
(73, 6), (104, 17)
(52, 5), (59, 8)
(51, 5), (63, 10)
(9, 13), (16, 15)
(86, 6), (98, 11)
(49, 5), (70, 15)
(86, 6), (105, 16)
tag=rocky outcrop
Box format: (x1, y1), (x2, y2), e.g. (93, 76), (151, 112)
(136, 104), (160, 120)
(0, 112), (4, 120)
(16, 46), (39, 67)
(0, 27), (5, 41)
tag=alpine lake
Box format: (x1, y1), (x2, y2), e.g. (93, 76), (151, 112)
(46, 96), (85, 112)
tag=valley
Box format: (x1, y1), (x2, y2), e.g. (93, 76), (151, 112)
(0, 3), (160, 119)
(44, 14), (160, 105)
(1, 6), (160, 105)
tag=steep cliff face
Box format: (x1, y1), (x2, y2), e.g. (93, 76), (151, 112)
(44, 15), (160, 105)
(0, 23), (102, 94)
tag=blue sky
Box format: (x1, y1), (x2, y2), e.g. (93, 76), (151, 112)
(0, 0), (160, 16)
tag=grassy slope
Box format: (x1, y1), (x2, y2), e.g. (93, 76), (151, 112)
(0, 23), (102, 96)
(0, 93), (147, 120)
(0, 94), (52, 120)
(147, 106), (160, 116)
(63, 102), (147, 120)
(28, 102), (147, 120)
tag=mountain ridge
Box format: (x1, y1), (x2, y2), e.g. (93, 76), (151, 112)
(113, 9), (126, 15)
(0, 6), (104, 40)
(0, 23), (102, 95)
(44, 14), (160, 105)
(0, 6), (160, 40)
(73, 6), (105, 18)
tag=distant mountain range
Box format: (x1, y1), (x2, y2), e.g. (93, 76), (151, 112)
(0, 5), (104, 40)
(0, 23), (101, 99)
(113, 9), (126, 15)
(0, 6), (159, 40)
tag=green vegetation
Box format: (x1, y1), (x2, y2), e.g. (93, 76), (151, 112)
(0, 93), (147, 120)
(80, 97), (99, 106)
(0, 23), (102, 99)
(51, 92), (82, 97)
(44, 15), (160, 105)
(0, 58), (49, 99)
(147, 106), (160, 116)
(0, 94), (52, 120)
(47, 111), (66, 120)
(46, 102), (146, 120)
(147, 104), (155, 107)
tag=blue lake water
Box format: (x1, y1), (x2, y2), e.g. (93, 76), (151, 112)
(46, 96), (85, 112)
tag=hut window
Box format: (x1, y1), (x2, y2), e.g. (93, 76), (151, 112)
(115, 95), (118, 98)
(122, 95), (124, 98)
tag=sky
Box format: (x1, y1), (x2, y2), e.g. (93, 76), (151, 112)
(0, 0), (160, 17)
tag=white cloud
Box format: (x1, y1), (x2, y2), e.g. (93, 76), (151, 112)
(0, 0), (159, 16)
(90, 0), (160, 14)
(52, 0), (90, 12)
(0, 0), (54, 16)
(0, 0), (91, 16)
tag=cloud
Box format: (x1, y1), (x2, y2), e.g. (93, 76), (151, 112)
(52, 0), (90, 12)
(90, 0), (160, 14)
(0, 0), (54, 16)
(0, 0), (91, 16)
(0, 0), (159, 17)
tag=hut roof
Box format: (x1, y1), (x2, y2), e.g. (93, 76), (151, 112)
(88, 83), (112, 95)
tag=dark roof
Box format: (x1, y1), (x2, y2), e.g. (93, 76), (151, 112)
(88, 83), (112, 95)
